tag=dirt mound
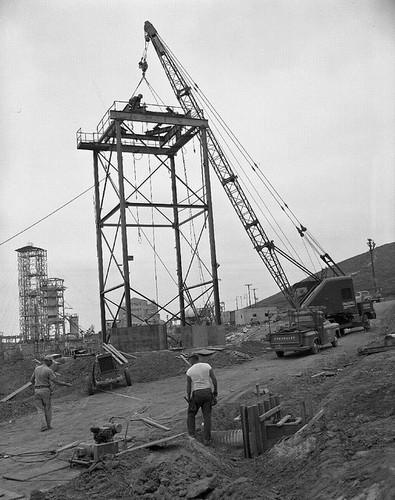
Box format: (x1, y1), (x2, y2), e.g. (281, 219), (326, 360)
(30, 438), (277, 500)
(0, 341), (269, 423)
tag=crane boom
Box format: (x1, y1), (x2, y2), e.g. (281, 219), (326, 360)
(144, 21), (301, 309)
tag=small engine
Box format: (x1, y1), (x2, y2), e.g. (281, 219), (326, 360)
(70, 418), (127, 466)
(90, 422), (122, 443)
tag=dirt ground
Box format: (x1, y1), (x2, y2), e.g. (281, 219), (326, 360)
(0, 301), (394, 500)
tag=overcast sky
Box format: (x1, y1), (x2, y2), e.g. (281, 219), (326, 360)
(1, 0), (394, 335)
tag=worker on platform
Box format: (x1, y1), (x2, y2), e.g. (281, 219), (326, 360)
(186, 353), (218, 446)
(30, 355), (72, 432)
(128, 93), (143, 110)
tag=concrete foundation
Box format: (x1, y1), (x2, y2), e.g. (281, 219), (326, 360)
(110, 325), (167, 353)
(180, 324), (226, 348)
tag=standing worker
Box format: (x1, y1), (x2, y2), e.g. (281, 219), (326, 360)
(30, 355), (72, 432)
(186, 353), (218, 446)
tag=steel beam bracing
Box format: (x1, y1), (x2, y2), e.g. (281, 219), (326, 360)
(144, 21), (300, 309)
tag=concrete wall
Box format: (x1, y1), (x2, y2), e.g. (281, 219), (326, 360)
(110, 324), (167, 352)
(180, 324), (226, 348)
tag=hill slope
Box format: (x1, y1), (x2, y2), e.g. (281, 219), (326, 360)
(258, 241), (395, 309)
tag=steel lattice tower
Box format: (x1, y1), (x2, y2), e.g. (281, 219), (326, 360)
(77, 101), (222, 341)
(16, 245), (48, 342)
(16, 245), (66, 341)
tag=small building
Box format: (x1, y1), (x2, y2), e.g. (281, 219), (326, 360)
(223, 306), (278, 326)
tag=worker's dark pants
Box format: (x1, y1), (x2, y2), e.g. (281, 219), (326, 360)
(187, 388), (212, 442)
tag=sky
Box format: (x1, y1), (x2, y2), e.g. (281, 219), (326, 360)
(1, 0), (394, 336)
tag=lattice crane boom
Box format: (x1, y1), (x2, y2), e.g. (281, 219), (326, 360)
(144, 21), (301, 309)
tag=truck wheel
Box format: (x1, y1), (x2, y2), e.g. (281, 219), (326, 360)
(275, 351), (284, 358)
(87, 374), (96, 395)
(310, 341), (319, 355)
(124, 368), (132, 386)
(331, 336), (338, 347)
(363, 314), (370, 330)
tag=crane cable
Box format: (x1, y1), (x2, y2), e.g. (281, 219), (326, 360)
(148, 153), (159, 304)
(148, 35), (329, 269)
(181, 148), (209, 303)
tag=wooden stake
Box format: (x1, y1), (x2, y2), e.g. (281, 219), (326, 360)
(258, 402), (267, 450)
(247, 405), (258, 458)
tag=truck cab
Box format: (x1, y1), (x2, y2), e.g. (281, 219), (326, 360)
(269, 309), (340, 358)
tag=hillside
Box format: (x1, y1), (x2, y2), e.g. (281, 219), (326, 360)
(258, 241), (395, 309)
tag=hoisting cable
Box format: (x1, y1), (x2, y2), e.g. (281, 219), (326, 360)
(98, 151), (177, 286)
(155, 37), (317, 239)
(181, 149), (209, 302)
(132, 154), (142, 243)
(148, 154), (160, 304)
(146, 33), (332, 276)
(155, 38), (308, 255)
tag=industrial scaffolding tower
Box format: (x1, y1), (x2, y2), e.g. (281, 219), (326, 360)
(16, 245), (66, 342)
(77, 101), (221, 341)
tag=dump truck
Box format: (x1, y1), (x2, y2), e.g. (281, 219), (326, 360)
(269, 309), (340, 358)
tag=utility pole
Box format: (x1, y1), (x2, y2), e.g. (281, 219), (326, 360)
(235, 297), (239, 310)
(367, 238), (377, 292)
(252, 288), (258, 305)
(245, 284), (252, 307)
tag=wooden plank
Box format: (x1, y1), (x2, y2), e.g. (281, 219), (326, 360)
(1, 382), (32, 403)
(103, 344), (127, 364)
(259, 405), (282, 422)
(240, 405), (250, 459)
(136, 416), (171, 431)
(116, 432), (186, 456)
(276, 414), (292, 427)
(294, 409), (325, 436)
(176, 355), (191, 366)
(106, 344), (129, 364)
(118, 349), (138, 360)
(258, 402), (267, 450)
(247, 405), (258, 458)
(311, 371), (326, 378)
(103, 343), (126, 363)
(102, 344), (123, 364)
(274, 395), (281, 420)
(253, 404), (263, 455)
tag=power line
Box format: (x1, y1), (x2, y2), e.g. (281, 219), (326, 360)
(0, 183), (96, 247)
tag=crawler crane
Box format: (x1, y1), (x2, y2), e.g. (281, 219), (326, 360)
(142, 21), (376, 331)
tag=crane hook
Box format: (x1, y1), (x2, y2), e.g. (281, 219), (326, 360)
(139, 58), (148, 76)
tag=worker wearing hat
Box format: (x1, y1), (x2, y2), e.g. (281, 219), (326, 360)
(30, 355), (72, 432)
(186, 353), (218, 446)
